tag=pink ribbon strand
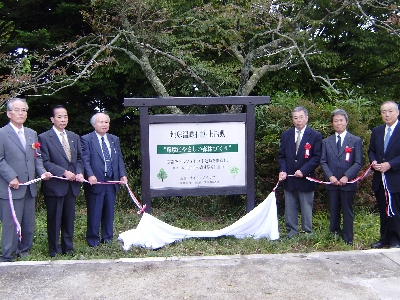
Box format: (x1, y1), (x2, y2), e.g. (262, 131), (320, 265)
(8, 175), (146, 240)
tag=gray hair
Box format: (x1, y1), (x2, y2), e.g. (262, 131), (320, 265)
(7, 98), (29, 111)
(90, 112), (110, 126)
(292, 106), (308, 116)
(381, 100), (399, 111)
(330, 108), (349, 123)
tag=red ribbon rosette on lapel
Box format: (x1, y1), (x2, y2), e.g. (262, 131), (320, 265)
(345, 146), (352, 162)
(304, 142), (311, 158)
(32, 142), (41, 157)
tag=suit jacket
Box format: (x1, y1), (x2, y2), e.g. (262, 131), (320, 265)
(320, 132), (363, 191)
(38, 128), (84, 197)
(368, 123), (400, 193)
(278, 126), (322, 192)
(81, 131), (127, 193)
(0, 124), (47, 199)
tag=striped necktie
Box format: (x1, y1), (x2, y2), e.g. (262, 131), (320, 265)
(384, 127), (391, 152)
(101, 136), (113, 177)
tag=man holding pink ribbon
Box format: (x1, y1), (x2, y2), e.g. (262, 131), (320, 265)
(369, 101), (400, 249)
(320, 109), (362, 245)
(81, 113), (127, 248)
(38, 105), (84, 257)
(278, 106), (322, 238)
(0, 98), (52, 262)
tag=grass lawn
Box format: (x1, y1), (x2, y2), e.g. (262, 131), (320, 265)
(1, 193), (381, 262)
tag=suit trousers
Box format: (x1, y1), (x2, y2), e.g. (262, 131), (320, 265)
(0, 189), (35, 260)
(85, 179), (116, 247)
(44, 185), (76, 257)
(284, 189), (314, 236)
(375, 184), (400, 245)
(327, 189), (355, 243)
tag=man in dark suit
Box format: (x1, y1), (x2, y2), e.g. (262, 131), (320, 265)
(38, 105), (84, 257)
(0, 98), (52, 262)
(278, 106), (322, 238)
(81, 112), (127, 247)
(369, 100), (400, 249)
(320, 109), (362, 245)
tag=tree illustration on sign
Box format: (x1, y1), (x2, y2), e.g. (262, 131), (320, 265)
(229, 166), (239, 178)
(157, 168), (168, 182)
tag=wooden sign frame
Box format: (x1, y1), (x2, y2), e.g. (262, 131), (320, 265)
(124, 96), (270, 213)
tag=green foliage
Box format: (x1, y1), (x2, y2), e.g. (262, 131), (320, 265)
(1, 0), (91, 49)
(5, 196), (380, 261)
(306, 1), (400, 101)
(0, 20), (13, 51)
(13, 29), (51, 50)
(0, 0), (395, 263)
(2, 0), (400, 108)
(254, 88), (376, 211)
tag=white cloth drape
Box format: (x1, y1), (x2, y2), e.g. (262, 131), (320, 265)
(118, 192), (279, 250)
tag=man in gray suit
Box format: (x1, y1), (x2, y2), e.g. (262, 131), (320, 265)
(320, 109), (362, 245)
(0, 98), (52, 262)
(38, 105), (84, 257)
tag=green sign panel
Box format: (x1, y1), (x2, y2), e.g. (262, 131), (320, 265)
(157, 144), (238, 154)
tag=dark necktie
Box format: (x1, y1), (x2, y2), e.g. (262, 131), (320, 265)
(384, 127), (391, 152)
(101, 136), (113, 177)
(337, 135), (341, 153)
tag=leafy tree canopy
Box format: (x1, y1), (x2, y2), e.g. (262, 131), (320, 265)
(4, 0), (400, 110)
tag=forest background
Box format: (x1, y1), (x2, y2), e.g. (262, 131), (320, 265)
(1, 0), (400, 258)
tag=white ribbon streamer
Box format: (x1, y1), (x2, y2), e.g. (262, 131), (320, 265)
(381, 173), (395, 217)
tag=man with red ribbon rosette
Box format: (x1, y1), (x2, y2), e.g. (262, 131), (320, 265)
(369, 101), (400, 249)
(278, 106), (322, 238)
(320, 109), (362, 245)
(0, 98), (52, 262)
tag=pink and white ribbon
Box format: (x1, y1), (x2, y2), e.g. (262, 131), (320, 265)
(50, 176), (146, 213)
(7, 186), (22, 241)
(381, 173), (395, 217)
(9, 175), (146, 241)
(273, 165), (373, 194)
(300, 164), (372, 185)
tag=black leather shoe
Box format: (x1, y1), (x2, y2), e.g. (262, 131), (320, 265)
(50, 251), (61, 258)
(101, 239), (112, 244)
(16, 251), (30, 258)
(371, 241), (388, 249)
(390, 244), (400, 248)
(0, 256), (14, 262)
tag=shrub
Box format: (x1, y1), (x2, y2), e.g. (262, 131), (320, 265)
(255, 88), (376, 214)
